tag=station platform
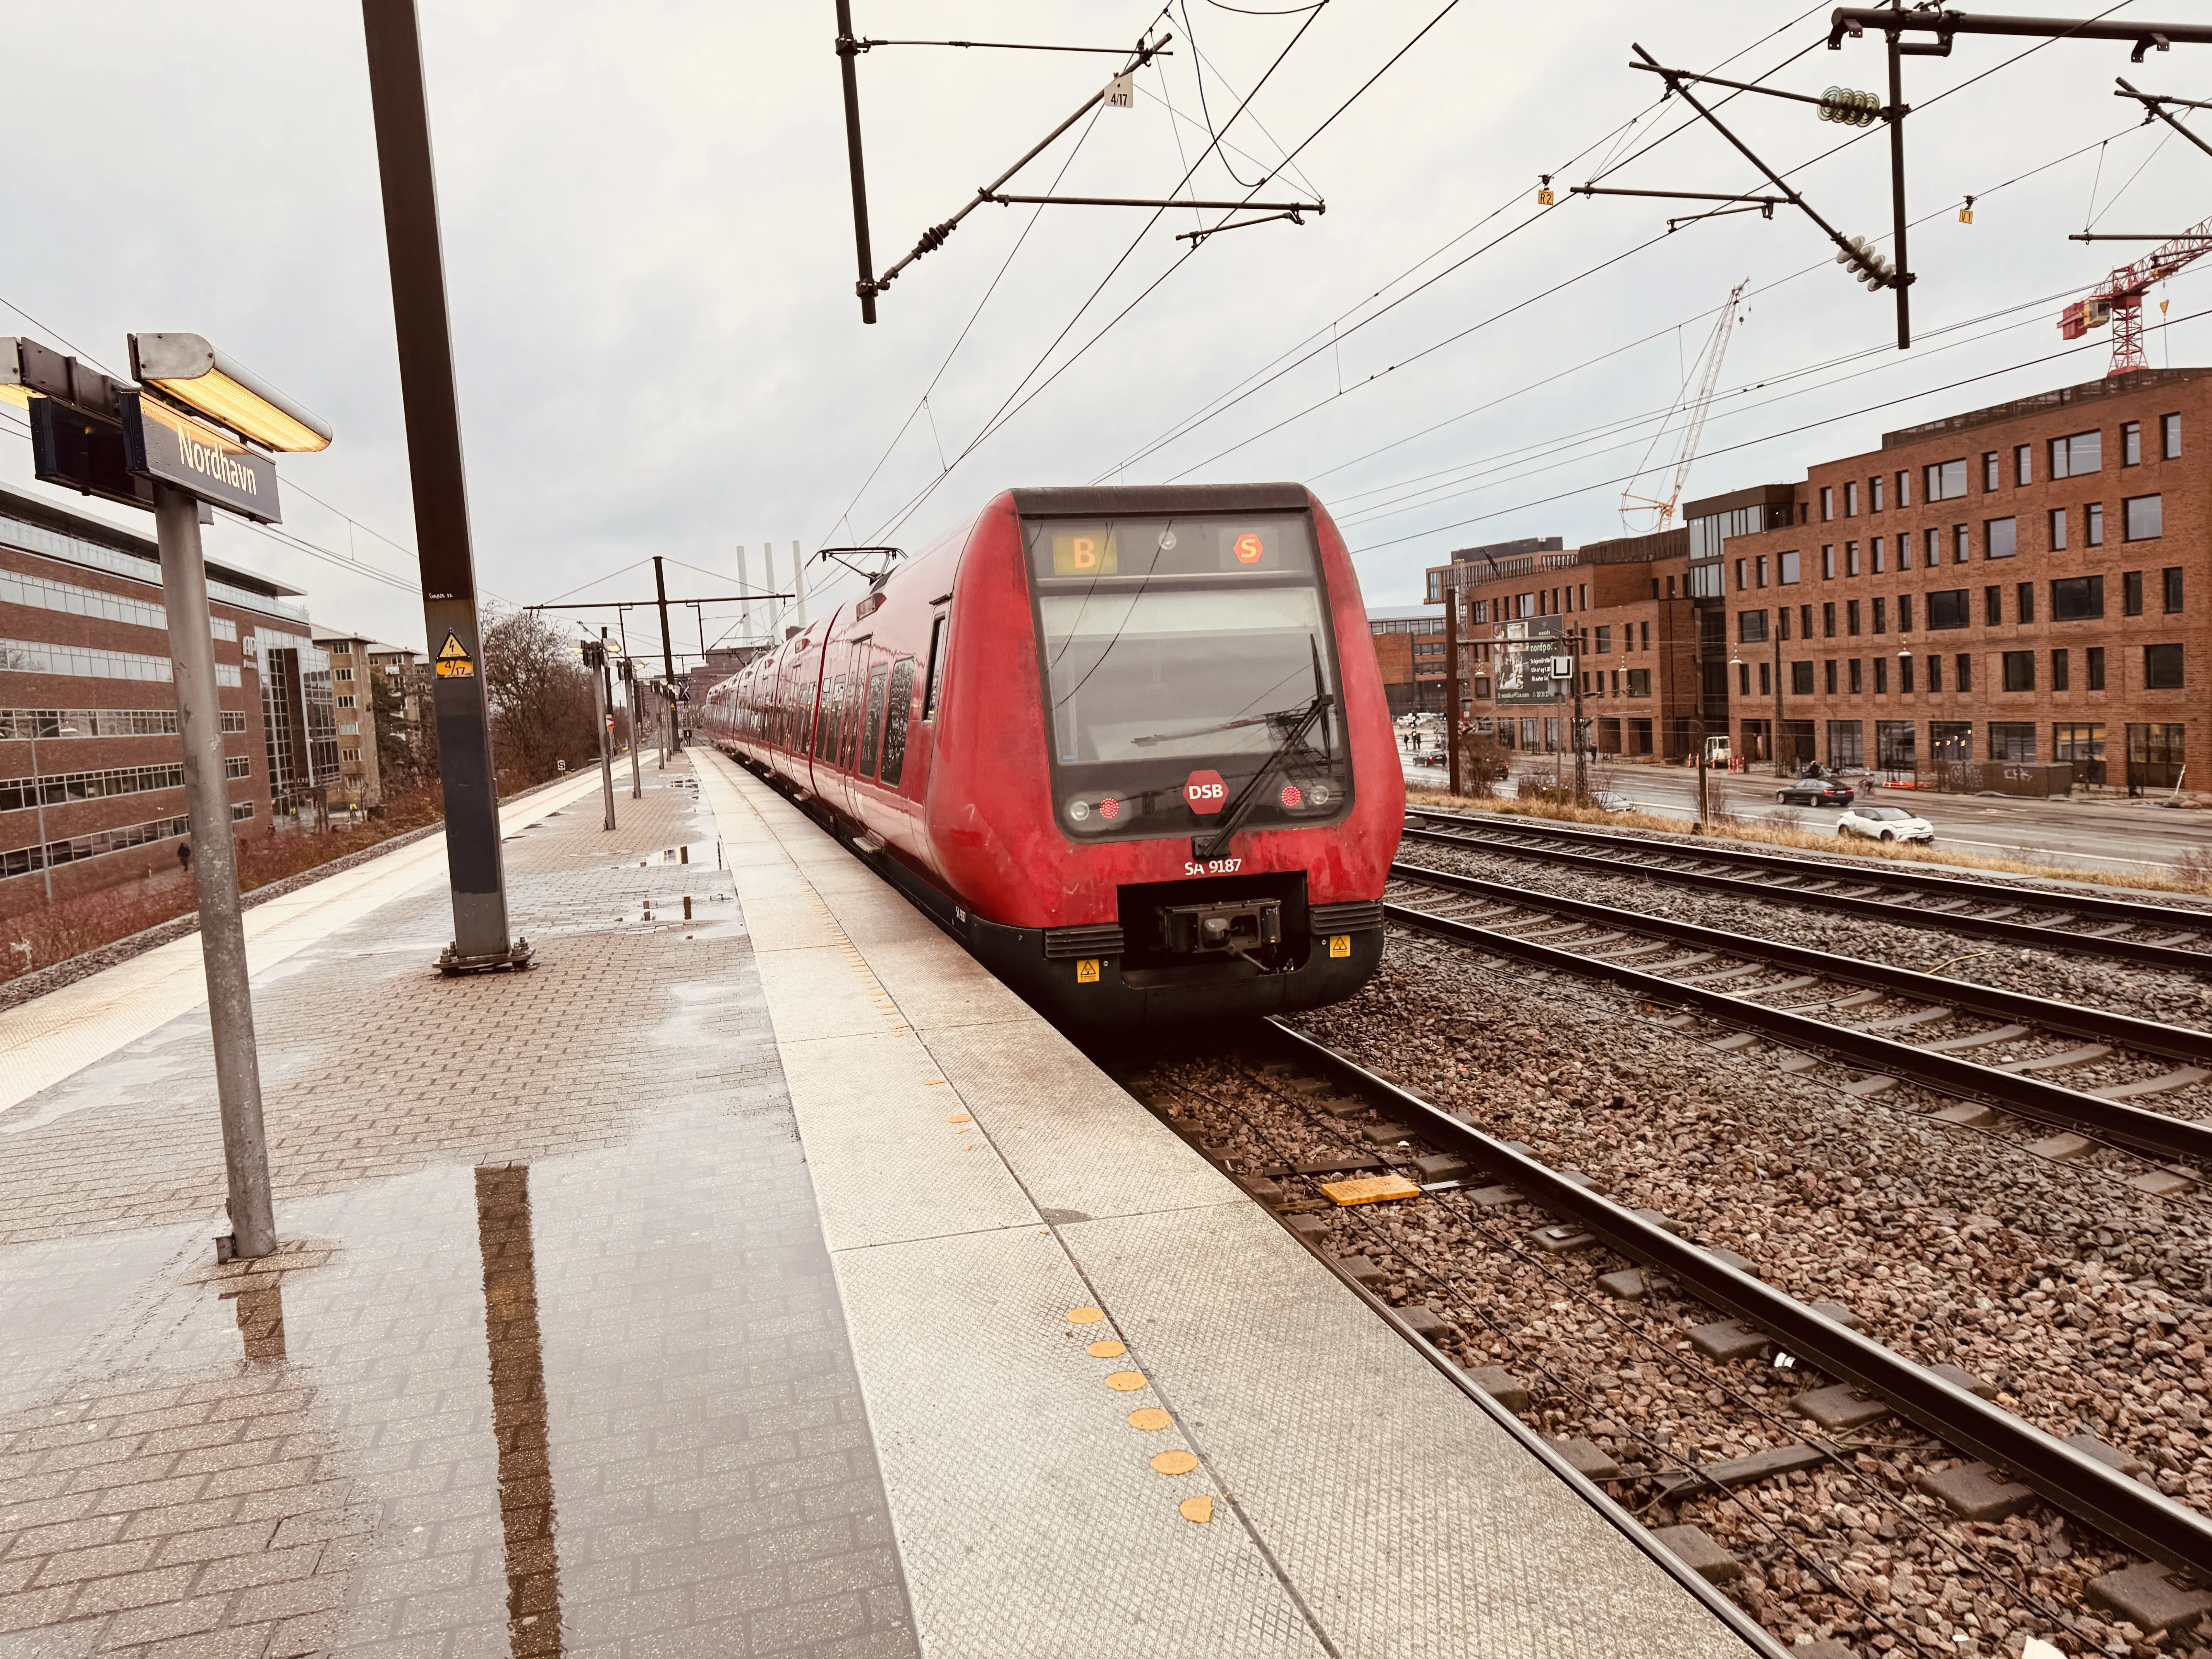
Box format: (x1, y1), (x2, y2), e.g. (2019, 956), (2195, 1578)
(0, 750), (1758, 1659)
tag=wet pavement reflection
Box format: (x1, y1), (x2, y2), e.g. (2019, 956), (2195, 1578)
(477, 1164), (565, 1658)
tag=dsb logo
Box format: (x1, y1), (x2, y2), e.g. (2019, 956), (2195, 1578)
(1183, 769), (1227, 815)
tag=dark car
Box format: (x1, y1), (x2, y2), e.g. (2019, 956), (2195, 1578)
(1777, 778), (1854, 807)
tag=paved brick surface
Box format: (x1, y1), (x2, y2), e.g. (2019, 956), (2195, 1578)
(0, 761), (918, 1659)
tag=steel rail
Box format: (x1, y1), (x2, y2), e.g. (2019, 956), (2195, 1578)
(1263, 1018), (2212, 1584)
(1391, 860), (2212, 1068)
(1403, 813), (2212, 973)
(1377, 893), (2212, 1164)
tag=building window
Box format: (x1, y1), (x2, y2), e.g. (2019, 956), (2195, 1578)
(1956, 654), (1973, 692)
(1822, 601), (1837, 638)
(340, 747), (360, 764)
(2124, 570), (2144, 615)
(2086, 502), (2105, 546)
(2165, 567), (2184, 612)
(2145, 644), (2185, 689)
(1735, 558), (1747, 592)
(1984, 517), (2016, 558)
(1640, 622), (1650, 651)
(2015, 581), (2034, 623)
(1758, 661), (1771, 696)
(1778, 607), (1793, 641)
(1873, 656), (1888, 694)
(1820, 486), (1834, 520)
(1791, 661), (1814, 694)
(1849, 658), (1863, 694)
(1846, 541), (1861, 576)
(224, 755), (251, 779)
(2053, 722), (2106, 785)
(232, 802), (254, 823)
(1872, 597), (1888, 634)
(335, 694), (357, 709)
(2123, 494), (2161, 541)
(1737, 662), (1751, 697)
(1924, 459), (1967, 501)
(1627, 668), (1650, 697)
(1800, 604), (1813, 637)
(1931, 720), (1970, 761)
(1822, 544), (1836, 579)
(332, 666), (355, 681)
(1877, 720), (1916, 768)
(1899, 654), (1915, 693)
(1953, 525), (1970, 563)
(1827, 721), (1864, 767)
(1872, 536), (1886, 573)
(1825, 660), (1838, 693)
(1779, 550), (1800, 585)
(1990, 721), (2037, 761)
(1982, 452), (2001, 492)
(1738, 610), (1769, 643)
(2051, 575), (2104, 620)
(1847, 599), (1862, 636)
(2052, 649), (2069, 691)
(1595, 625), (1612, 654)
(1927, 654), (1943, 692)
(2049, 430), (2102, 478)
(1690, 562), (1723, 598)
(2162, 412), (2182, 459)
(2014, 443), (2032, 486)
(1755, 555), (1768, 588)
(1871, 476), (1885, 512)
(2002, 650), (2036, 692)
(1984, 585), (2002, 625)
(1924, 527), (1939, 566)
(1898, 593), (1914, 631)
(1928, 589), (1968, 629)
(2048, 507), (2067, 551)
(1897, 469), (1912, 507)
(1898, 534), (1913, 572)
(2122, 421), (2141, 466)
(2087, 646), (2106, 690)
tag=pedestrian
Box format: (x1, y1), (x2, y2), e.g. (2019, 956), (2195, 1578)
(177, 841), (191, 873)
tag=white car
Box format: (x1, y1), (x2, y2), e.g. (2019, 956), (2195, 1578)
(1837, 803), (1933, 843)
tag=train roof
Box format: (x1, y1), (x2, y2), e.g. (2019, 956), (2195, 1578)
(1008, 483), (1308, 519)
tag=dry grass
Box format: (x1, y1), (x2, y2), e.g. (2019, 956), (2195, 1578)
(2, 789), (447, 983)
(1405, 786), (2212, 898)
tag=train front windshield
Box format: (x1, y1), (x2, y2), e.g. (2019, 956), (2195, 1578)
(1022, 512), (1353, 840)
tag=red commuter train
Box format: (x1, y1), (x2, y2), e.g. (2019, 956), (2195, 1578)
(692, 483), (1403, 1026)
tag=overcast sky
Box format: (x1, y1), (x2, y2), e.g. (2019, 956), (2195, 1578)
(5, 2), (2208, 654)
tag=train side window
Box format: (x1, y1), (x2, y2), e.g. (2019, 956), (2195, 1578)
(923, 614), (948, 720)
(841, 673), (862, 770)
(879, 658), (918, 787)
(812, 676), (835, 761)
(859, 665), (890, 777)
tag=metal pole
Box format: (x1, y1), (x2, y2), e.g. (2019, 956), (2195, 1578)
(1571, 626), (1587, 803)
(653, 556), (678, 750)
(1886, 14), (1912, 349)
(30, 725), (51, 902)
(835, 0), (881, 324)
(592, 638), (615, 831)
(736, 544), (752, 642)
(792, 541), (808, 630)
(1443, 584), (1463, 797)
(155, 483), (276, 1260)
(1697, 728), (1710, 832)
(623, 659), (642, 798)
(1774, 632), (1788, 779)
(361, 0), (519, 969)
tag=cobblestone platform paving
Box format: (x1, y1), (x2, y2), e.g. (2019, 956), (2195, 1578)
(0, 759), (917, 1659)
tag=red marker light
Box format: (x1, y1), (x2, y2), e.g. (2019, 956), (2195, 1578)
(1233, 532), (1265, 564)
(1098, 796), (1121, 820)
(1279, 783), (1303, 807)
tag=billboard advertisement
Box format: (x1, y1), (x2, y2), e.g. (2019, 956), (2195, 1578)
(1491, 615), (1564, 706)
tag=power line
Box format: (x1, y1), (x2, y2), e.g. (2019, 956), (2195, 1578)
(1348, 301), (2210, 555)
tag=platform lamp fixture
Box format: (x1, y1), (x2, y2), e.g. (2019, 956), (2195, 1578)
(127, 332), (334, 1264)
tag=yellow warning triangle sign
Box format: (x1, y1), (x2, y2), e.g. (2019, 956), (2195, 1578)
(436, 632), (470, 661)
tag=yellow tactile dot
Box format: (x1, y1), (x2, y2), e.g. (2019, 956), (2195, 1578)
(1066, 1307), (1105, 1324)
(1180, 1495), (1214, 1523)
(1151, 1449), (1199, 1475)
(946, 1114), (971, 1123)
(1127, 1407), (1172, 1431)
(1104, 1370), (1146, 1392)
(1086, 1340), (1126, 1358)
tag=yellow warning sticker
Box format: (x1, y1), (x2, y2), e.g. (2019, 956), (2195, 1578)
(1076, 957), (1101, 983)
(434, 631), (475, 678)
(1329, 934), (1352, 958)
(1319, 1174), (1422, 1206)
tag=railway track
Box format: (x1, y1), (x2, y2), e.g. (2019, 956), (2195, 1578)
(1403, 811), (2212, 975)
(1381, 861), (2212, 1170)
(1125, 1028), (2212, 1656)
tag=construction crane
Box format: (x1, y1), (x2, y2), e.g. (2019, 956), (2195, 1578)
(1621, 278), (1750, 532)
(2061, 213), (2212, 373)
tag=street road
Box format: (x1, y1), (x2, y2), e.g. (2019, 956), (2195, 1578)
(1399, 752), (2209, 883)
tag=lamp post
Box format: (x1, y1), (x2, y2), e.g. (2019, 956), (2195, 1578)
(620, 655), (642, 799)
(582, 637), (615, 831)
(122, 331), (333, 1263)
(1772, 629), (1788, 779)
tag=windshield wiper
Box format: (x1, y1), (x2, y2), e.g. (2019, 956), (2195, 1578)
(1192, 637), (1332, 862)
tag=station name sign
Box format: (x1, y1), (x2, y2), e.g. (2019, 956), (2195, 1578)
(121, 392), (282, 524)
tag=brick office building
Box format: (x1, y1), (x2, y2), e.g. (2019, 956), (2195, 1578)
(1721, 368), (2207, 792)
(1367, 606), (1446, 714)
(1, 485), (314, 905)
(1424, 528), (1710, 757)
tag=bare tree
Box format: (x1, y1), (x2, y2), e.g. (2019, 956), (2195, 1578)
(481, 611), (598, 790)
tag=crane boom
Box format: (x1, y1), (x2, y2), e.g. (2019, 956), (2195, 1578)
(1621, 278), (1750, 531)
(2061, 212), (2212, 373)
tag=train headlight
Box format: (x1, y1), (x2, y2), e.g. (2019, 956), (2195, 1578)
(1068, 799), (1091, 823)
(1309, 782), (1331, 808)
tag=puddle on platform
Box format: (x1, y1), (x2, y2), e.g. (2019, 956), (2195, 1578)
(633, 839), (718, 869)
